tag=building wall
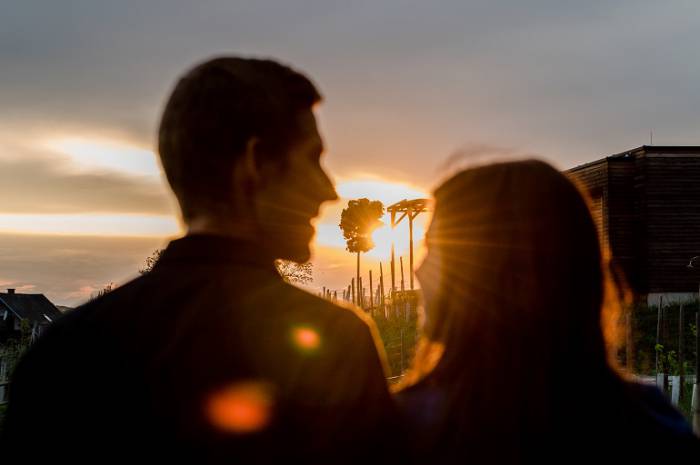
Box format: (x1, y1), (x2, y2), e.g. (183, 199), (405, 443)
(642, 153), (700, 293)
(566, 159), (608, 251)
(569, 147), (700, 298)
(606, 157), (642, 291)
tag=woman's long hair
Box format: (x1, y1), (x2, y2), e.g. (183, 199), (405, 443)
(401, 160), (629, 460)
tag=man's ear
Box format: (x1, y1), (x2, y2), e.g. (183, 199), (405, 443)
(242, 137), (262, 185)
(233, 137), (262, 194)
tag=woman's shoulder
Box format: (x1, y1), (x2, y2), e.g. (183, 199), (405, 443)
(623, 380), (695, 436)
(394, 378), (448, 431)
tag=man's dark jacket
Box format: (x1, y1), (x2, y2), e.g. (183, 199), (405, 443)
(3, 235), (401, 464)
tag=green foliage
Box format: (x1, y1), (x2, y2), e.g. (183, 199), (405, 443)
(275, 260), (313, 285)
(0, 404), (6, 436)
(630, 300), (699, 375)
(654, 344), (682, 375)
(0, 320), (33, 429)
(339, 199), (384, 254)
(373, 304), (418, 377)
(1, 339), (28, 380)
(676, 382), (695, 421)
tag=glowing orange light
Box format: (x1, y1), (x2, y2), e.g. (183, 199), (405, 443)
(205, 381), (274, 434)
(291, 326), (321, 352)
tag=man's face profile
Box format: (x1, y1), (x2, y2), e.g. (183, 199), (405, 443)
(254, 110), (338, 264)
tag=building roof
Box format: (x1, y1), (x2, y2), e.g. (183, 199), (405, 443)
(0, 292), (63, 323)
(568, 145), (700, 172)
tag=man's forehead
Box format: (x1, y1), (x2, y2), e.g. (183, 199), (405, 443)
(297, 110), (324, 152)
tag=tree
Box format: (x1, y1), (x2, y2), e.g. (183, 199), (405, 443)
(139, 249), (164, 274)
(339, 198), (384, 305)
(275, 260), (313, 285)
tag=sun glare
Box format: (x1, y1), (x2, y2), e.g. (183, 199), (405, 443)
(368, 217), (428, 260)
(205, 381), (275, 434)
(314, 177), (431, 261)
(335, 178), (427, 205)
(291, 326), (321, 352)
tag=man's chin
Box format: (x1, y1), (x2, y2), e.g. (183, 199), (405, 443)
(271, 238), (312, 264)
(265, 226), (314, 263)
(277, 247), (311, 264)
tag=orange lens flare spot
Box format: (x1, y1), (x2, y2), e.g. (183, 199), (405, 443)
(205, 381), (274, 434)
(291, 326), (321, 352)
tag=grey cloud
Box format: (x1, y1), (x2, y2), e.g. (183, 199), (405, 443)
(0, 152), (175, 214)
(1, 0), (700, 187)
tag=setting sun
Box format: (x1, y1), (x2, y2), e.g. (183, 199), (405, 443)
(314, 177), (431, 261)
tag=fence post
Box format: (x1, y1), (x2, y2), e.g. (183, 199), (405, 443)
(400, 328), (405, 373)
(680, 303), (685, 400)
(379, 262), (386, 315)
(358, 277), (363, 309)
(351, 278), (356, 306)
(655, 295), (663, 388)
(692, 311), (700, 434)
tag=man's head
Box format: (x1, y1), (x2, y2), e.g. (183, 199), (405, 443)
(159, 57), (337, 263)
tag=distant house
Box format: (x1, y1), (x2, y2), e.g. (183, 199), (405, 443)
(567, 146), (700, 305)
(0, 289), (63, 344)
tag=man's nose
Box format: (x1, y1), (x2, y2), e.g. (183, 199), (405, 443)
(317, 169), (338, 203)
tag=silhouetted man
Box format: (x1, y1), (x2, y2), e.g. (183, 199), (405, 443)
(4, 57), (402, 464)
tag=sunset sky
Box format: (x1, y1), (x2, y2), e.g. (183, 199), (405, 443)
(2, 1), (699, 305)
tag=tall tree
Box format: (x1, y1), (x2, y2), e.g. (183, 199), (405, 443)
(339, 198), (384, 306)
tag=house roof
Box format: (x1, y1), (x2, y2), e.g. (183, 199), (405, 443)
(0, 292), (63, 323)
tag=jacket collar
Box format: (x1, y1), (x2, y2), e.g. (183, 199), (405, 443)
(155, 234), (278, 274)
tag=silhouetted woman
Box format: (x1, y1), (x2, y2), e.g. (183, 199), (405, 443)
(396, 160), (699, 463)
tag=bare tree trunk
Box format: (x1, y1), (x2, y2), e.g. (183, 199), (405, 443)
(356, 251), (361, 308)
(379, 262), (385, 314)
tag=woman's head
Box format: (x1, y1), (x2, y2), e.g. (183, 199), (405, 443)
(414, 160), (617, 382)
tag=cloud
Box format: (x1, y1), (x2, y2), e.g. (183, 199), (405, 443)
(0, 152), (175, 215)
(2, 0), (700, 185)
(0, 232), (169, 306)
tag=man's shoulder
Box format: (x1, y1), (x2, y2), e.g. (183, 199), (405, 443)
(40, 274), (152, 346)
(278, 283), (374, 333)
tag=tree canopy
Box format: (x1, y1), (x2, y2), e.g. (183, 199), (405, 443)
(339, 198), (384, 254)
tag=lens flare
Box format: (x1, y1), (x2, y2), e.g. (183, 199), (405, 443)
(205, 381), (274, 434)
(291, 326), (321, 352)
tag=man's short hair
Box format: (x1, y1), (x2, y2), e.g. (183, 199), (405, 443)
(158, 56), (322, 221)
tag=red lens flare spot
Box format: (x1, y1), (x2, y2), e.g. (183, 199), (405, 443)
(205, 381), (274, 434)
(291, 326), (321, 352)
